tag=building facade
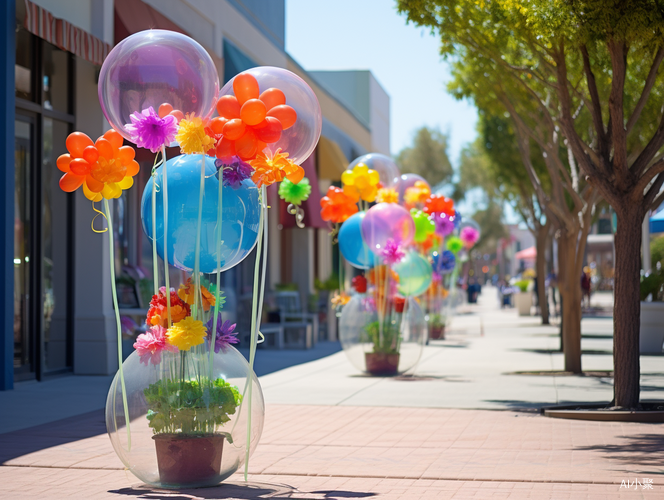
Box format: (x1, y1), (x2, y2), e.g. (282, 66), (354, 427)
(1, 0), (390, 389)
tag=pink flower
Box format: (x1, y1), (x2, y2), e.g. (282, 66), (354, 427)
(381, 238), (405, 265)
(133, 325), (177, 366)
(460, 226), (480, 247)
(125, 106), (178, 153)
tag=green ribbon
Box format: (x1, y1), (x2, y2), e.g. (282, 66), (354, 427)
(209, 165), (223, 378)
(162, 147), (171, 326)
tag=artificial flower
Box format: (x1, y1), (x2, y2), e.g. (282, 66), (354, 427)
(411, 209), (436, 243)
(279, 177), (311, 205)
(341, 163), (380, 202)
(433, 213), (455, 237)
(206, 314), (239, 353)
(177, 278), (215, 312)
(249, 148), (304, 187)
(394, 296), (406, 313)
(134, 325), (178, 365)
(352, 275), (368, 293)
(404, 180), (431, 206)
(166, 316), (208, 351)
(57, 129), (140, 201)
(146, 286), (191, 328)
(433, 250), (456, 274)
(423, 194), (455, 216)
(446, 236), (464, 254)
(376, 187), (398, 204)
(320, 186), (358, 223)
(362, 296), (376, 312)
(381, 238), (405, 265)
(330, 291), (351, 308)
(125, 106), (178, 153)
(215, 156), (253, 188)
(460, 226), (480, 247)
(175, 115), (216, 155)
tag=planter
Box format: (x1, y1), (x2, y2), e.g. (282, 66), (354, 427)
(640, 301), (664, 354)
(429, 325), (445, 340)
(153, 434), (224, 487)
(514, 291), (533, 316)
(365, 352), (400, 375)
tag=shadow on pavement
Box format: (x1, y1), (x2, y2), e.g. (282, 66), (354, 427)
(575, 433), (664, 471)
(238, 341), (342, 377)
(512, 348), (613, 355)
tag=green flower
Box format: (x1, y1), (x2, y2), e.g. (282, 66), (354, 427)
(446, 236), (463, 254)
(279, 177), (311, 206)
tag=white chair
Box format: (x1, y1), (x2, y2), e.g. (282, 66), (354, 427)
(275, 291), (319, 348)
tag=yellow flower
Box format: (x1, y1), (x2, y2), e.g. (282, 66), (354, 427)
(376, 187), (398, 204)
(341, 163), (380, 202)
(166, 316), (207, 351)
(175, 116), (215, 155)
(249, 148), (304, 187)
(177, 278), (216, 312)
(330, 291), (351, 308)
(404, 181), (431, 205)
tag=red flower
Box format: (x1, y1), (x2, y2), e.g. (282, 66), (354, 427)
(146, 287), (191, 328)
(394, 296), (406, 313)
(423, 194), (455, 216)
(352, 275), (367, 293)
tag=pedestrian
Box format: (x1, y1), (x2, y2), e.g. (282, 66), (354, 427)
(547, 272), (558, 318)
(581, 267), (592, 308)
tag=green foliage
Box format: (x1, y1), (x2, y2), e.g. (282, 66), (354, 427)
(144, 377), (242, 435)
(314, 273), (340, 292)
(651, 237), (664, 267)
(429, 313), (446, 327)
(362, 318), (402, 355)
(396, 127), (453, 186)
(274, 283), (298, 292)
(515, 280), (530, 293)
(640, 270), (664, 302)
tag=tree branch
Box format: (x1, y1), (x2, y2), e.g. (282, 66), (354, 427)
(581, 44), (608, 161)
(633, 160), (664, 202)
(607, 39), (629, 181)
(626, 45), (664, 134)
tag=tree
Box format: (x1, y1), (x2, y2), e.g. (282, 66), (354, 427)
(397, 126), (453, 186)
(398, 0), (664, 408)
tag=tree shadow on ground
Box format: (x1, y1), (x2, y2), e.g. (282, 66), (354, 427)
(482, 399), (611, 411)
(512, 348), (613, 355)
(110, 481), (377, 499)
(574, 433), (664, 474)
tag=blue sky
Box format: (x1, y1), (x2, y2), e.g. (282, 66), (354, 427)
(285, 0), (478, 166)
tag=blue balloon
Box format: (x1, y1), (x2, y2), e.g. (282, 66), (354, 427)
(141, 154), (260, 273)
(432, 250), (456, 274)
(338, 211), (375, 269)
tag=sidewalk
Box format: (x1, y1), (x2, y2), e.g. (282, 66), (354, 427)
(1, 287), (663, 499)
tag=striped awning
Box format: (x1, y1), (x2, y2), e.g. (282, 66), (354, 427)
(23, 0), (111, 66)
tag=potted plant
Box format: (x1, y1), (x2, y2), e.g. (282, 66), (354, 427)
(428, 313), (446, 340)
(639, 270), (664, 354)
(360, 297), (405, 375)
(514, 279), (533, 316)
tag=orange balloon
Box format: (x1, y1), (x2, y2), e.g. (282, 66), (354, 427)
(82, 145), (99, 164)
(95, 137), (114, 159)
(66, 132), (94, 158)
(216, 95), (241, 120)
(103, 129), (123, 150)
(158, 103), (173, 118)
(267, 105), (297, 130)
(169, 110), (184, 122)
(240, 99), (267, 126)
(255, 140), (267, 154)
(259, 88), (286, 111)
(216, 137), (236, 158)
(254, 117), (283, 143)
(86, 175), (104, 193)
(70, 158), (91, 176)
(222, 118), (246, 141)
(125, 160), (140, 177)
(233, 73), (259, 106)
(235, 128), (258, 160)
(59, 172), (84, 192)
(117, 146), (135, 163)
(209, 117), (228, 135)
(56, 154), (71, 173)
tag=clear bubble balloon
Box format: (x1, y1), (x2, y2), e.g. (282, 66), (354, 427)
(348, 153), (400, 188)
(217, 67), (322, 165)
(396, 173), (430, 202)
(99, 30), (219, 143)
(141, 155), (260, 273)
(361, 203), (415, 253)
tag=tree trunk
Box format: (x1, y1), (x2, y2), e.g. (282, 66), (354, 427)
(612, 205), (643, 409)
(535, 223), (551, 325)
(557, 231), (582, 373)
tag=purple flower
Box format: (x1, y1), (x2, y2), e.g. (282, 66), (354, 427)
(362, 296), (376, 313)
(125, 106), (178, 153)
(433, 213), (455, 237)
(206, 314), (239, 353)
(460, 226), (480, 246)
(215, 156), (253, 189)
(381, 238), (405, 265)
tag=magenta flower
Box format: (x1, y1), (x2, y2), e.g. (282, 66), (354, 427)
(125, 106), (178, 153)
(134, 325), (177, 366)
(460, 226), (480, 246)
(381, 238), (405, 265)
(362, 296), (376, 313)
(215, 156), (253, 189)
(206, 314), (239, 353)
(433, 213), (455, 237)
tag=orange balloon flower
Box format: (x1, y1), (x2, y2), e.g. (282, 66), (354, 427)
(424, 194), (455, 216)
(57, 129), (139, 201)
(404, 181), (431, 206)
(320, 186), (358, 223)
(249, 148), (304, 188)
(215, 73), (297, 161)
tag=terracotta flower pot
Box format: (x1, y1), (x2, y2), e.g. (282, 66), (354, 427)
(153, 434), (224, 487)
(430, 325), (445, 340)
(365, 352), (400, 375)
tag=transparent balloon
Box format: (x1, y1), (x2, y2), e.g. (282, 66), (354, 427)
(348, 153), (400, 188)
(217, 67), (322, 165)
(338, 211), (375, 269)
(106, 346), (264, 488)
(361, 203), (415, 253)
(141, 155), (260, 273)
(99, 30), (219, 143)
(396, 173), (429, 202)
(339, 294), (426, 375)
(393, 251), (432, 297)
